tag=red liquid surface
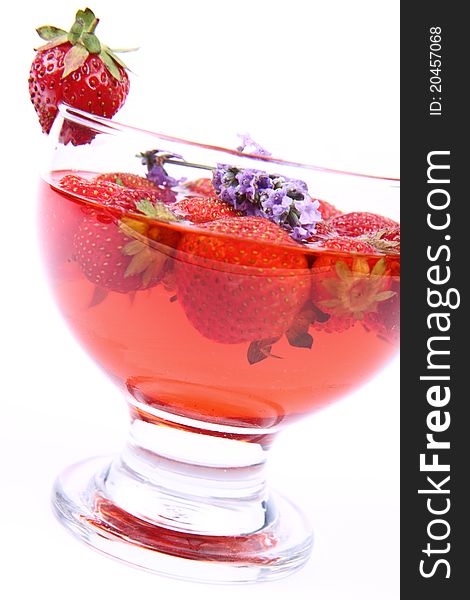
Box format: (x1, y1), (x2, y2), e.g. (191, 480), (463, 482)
(38, 174), (400, 430)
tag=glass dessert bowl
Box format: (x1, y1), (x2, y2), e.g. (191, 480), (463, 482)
(38, 104), (400, 583)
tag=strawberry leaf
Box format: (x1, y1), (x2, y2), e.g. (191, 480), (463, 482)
(105, 48), (129, 70)
(247, 338), (281, 365)
(109, 47), (140, 53)
(136, 199), (180, 222)
(335, 260), (352, 280)
(286, 329), (313, 349)
(142, 255), (167, 287)
(82, 32), (101, 54)
(122, 240), (146, 256)
(311, 302), (331, 323)
(89, 286), (108, 308)
(371, 257), (387, 276)
(75, 8), (96, 30)
(34, 34), (69, 52)
(286, 306), (314, 349)
(124, 249), (156, 277)
(62, 44), (89, 78)
(247, 341), (270, 365)
(375, 290), (397, 302)
(67, 18), (84, 44)
(99, 49), (122, 80)
(36, 25), (67, 41)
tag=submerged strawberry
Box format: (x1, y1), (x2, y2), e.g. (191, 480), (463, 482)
(73, 185), (180, 296)
(173, 195), (242, 223)
(60, 174), (123, 201)
(319, 236), (378, 254)
(364, 279), (400, 342)
(29, 8), (130, 145)
(306, 221), (338, 243)
(94, 172), (160, 191)
(92, 172), (176, 203)
(328, 212), (398, 238)
(311, 254), (395, 334)
(184, 178), (218, 198)
(174, 217), (311, 352)
(74, 217), (166, 293)
(317, 199), (342, 220)
(59, 174), (174, 212)
(366, 226), (401, 254)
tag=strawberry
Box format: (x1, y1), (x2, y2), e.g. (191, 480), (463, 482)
(174, 217), (311, 348)
(306, 222), (339, 244)
(328, 212), (398, 238)
(366, 226), (400, 254)
(59, 174), (124, 201)
(29, 8), (130, 145)
(74, 217), (164, 293)
(93, 172), (177, 203)
(59, 174), (175, 212)
(317, 199), (342, 220)
(72, 187), (180, 295)
(364, 279), (400, 343)
(311, 253), (395, 334)
(320, 236), (378, 254)
(184, 178), (218, 198)
(94, 172), (160, 191)
(173, 195), (242, 223)
(111, 187), (177, 210)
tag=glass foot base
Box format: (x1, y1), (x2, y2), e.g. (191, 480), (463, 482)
(52, 456), (313, 583)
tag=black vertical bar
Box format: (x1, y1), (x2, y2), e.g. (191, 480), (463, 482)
(401, 2), (467, 597)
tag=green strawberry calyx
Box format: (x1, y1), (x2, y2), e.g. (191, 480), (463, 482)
(35, 7), (136, 80)
(116, 200), (181, 288)
(318, 257), (396, 320)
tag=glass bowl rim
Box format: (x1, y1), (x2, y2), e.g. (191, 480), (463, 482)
(57, 103), (400, 185)
(44, 103), (400, 258)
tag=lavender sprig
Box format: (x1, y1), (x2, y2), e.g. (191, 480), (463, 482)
(212, 165), (321, 242)
(138, 144), (321, 242)
(236, 133), (272, 157)
(138, 150), (185, 191)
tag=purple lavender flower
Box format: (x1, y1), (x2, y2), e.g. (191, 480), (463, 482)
(297, 198), (321, 224)
(146, 164), (182, 189)
(212, 163), (321, 242)
(136, 145), (321, 242)
(236, 134), (272, 157)
(138, 150), (185, 193)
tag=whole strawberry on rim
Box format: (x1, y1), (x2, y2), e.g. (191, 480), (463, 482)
(29, 7), (131, 145)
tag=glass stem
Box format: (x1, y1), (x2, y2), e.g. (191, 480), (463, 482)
(99, 410), (275, 536)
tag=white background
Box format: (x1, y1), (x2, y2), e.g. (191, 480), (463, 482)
(1, 1), (399, 598)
